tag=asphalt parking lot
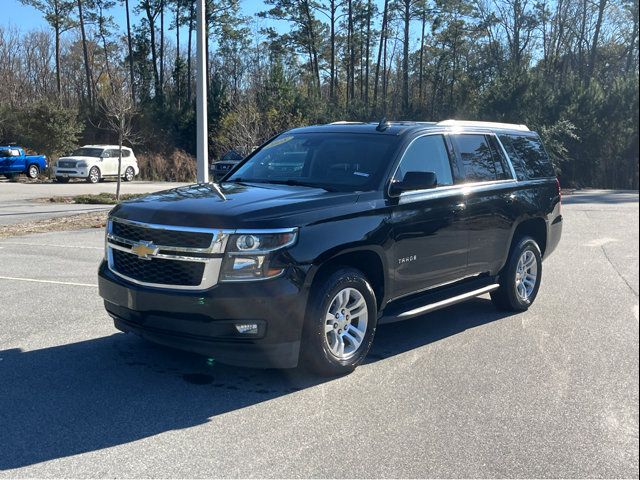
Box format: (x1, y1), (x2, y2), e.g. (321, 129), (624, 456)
(0, 190), (638, 478)
(0, 180), (187, 225)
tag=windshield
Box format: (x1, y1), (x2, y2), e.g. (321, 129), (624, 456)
(226, 133), (400, 192)
(71, 147), (104, 158)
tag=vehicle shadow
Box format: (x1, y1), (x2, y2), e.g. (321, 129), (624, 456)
(0, 298), (511, 470)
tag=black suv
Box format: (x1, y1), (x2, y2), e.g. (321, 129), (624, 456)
(98, 120), (562, 375)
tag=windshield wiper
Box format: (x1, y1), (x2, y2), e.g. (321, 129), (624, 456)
(227, 178), (338, 192)
(264, 179), (338, 192)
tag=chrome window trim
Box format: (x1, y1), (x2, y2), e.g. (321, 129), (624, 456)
(493, 134), (519, 181)
(398, 179), (518, 205)
(387, 131), (455, 198)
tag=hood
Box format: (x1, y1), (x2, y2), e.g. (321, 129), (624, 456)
(109, 182), (363, 229)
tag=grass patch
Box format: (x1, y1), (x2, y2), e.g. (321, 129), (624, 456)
(0, 212), (108, 239)
(48, 192), (144, 204)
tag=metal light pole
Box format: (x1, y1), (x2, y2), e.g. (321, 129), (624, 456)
(195, 0), (209, 183)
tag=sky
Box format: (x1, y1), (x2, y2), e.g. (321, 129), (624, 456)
(4, 0), (290, 41)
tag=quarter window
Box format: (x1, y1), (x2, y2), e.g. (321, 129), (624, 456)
(452, 134), (506, 183)
(499, 134), (555, 180)
(394, 135), (454, 186)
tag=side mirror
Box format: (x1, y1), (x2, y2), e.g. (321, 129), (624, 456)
(389, 171), (438, 196)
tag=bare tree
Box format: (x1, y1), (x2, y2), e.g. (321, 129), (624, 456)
(98, 77), (139, 200)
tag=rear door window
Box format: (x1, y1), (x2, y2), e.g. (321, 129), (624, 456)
(394, 134), (454, 186)
(452, 134), (506, 183)
(499, 134), (555, 180)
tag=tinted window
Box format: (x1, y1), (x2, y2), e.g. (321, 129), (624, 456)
(395, 135), (453, 186)
(499, 134), (555, 180)
(72, 147), (103, 157)
(228, 133), (400, 192)
(453, 134), (503, 182)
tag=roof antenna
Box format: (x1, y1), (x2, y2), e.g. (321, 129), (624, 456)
(376, 117), (389, 132)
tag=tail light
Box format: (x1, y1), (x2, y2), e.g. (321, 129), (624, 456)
(556, 177), (562, 211)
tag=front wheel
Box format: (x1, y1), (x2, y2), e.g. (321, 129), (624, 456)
(491, 237), (542, 311)
(27, 164), (40, 179)
(123, 166), (135, 182)
(301, 268), (378, 376)
(87, 166), (100, 184)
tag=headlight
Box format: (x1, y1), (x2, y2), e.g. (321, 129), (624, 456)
(220, 229), (297, 281)
(76, 161), (87, 168)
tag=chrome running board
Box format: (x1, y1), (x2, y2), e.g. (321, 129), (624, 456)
(379, 284), (500, 324)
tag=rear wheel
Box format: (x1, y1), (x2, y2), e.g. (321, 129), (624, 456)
(491, 237), (542, 311)
(301, 268), (377, 376)
(123, 166), (135, 182)
(87, 166), (100, 184)
(27, 164), (40, 179)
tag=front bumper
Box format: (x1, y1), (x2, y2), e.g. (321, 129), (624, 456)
(98, 261), (308, 368)
(53, 167), (88, 178)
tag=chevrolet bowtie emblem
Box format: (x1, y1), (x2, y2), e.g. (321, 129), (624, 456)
(130, 241), (159, 259)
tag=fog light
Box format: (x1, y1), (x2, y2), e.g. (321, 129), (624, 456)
(235, 323), (258, 335)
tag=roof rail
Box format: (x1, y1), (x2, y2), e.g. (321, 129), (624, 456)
(437, 119), (530, 132)
(329, 121), (366, 125)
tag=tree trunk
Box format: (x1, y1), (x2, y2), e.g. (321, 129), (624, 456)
(159, 0), (165, 101)
(373, 0), (389, 107)
(176, 0), (181, 109)
(329, 0), (336, 102)
(125, 0), (136, 101)
(364, 0), (371, 107)
(402, 0), (410, 113)
(144, 2), (160, 99)
(187, 0), (194, 103)
(587, 0), (607, 81)
(418, 7), (426, 104)
(54, 22), (62, 99)
(116, 132), (123, 201)
(77, 0), (92, 106)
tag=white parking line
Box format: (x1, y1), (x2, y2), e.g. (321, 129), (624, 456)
(0, 276), (98, 287)
(0, 242), (103, 250)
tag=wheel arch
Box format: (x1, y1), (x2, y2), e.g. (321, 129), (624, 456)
(510, 216), (548, 257)
(304, 246), (388, 310)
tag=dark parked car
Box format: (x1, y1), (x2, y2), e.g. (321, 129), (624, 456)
(99, 120), (562, 375)
(210, 149), (245, 180)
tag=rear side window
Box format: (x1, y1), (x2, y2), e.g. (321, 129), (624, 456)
(499, 134), (555, 180)
(452, 134), (508, 183)
(395, 135), (454, 186)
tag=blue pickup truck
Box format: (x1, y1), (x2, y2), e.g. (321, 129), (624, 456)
(0, 146), (48, 180)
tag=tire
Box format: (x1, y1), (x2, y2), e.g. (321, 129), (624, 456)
(491, 236), (542, 312)
(27, 164), (40, 179)
(56, 176), (70, 183)
(123, 166), (135, 182)
(300, 267), (378, 376)
(87, 166), (100, 184)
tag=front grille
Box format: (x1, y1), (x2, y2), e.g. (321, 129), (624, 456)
(112, 221), (213, 249)
(58, 161), (76, 168)
(112, 250), (205, 286)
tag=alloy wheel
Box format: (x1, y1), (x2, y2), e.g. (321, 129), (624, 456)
(515, 250), (538, 301)
(324, 287), (368, 360)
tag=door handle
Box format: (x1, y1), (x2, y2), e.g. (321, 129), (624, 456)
(452, 203), (466, 213)
(506, 193), (516, 203)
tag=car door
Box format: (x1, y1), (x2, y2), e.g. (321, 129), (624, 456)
(102, 149), (119, 175)
(449, 133), (517, 275)
(390, 133), (469, 299)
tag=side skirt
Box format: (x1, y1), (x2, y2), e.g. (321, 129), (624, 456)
(379, 276), (499, 324)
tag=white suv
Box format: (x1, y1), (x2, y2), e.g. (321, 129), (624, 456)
(53, 145), (140, 184)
